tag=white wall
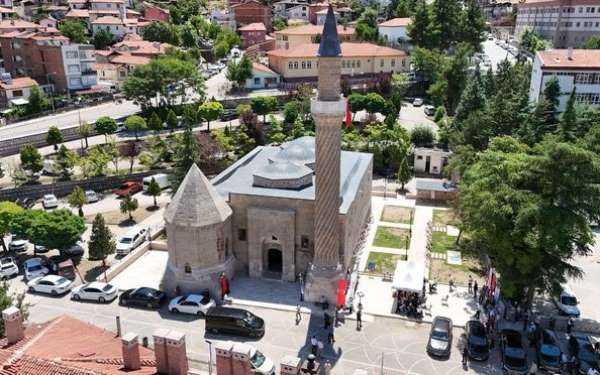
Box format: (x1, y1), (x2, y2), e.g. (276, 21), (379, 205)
(246, 70), (280, 89)
(414, 148), (450, 175)
(378, 25), (409, 45)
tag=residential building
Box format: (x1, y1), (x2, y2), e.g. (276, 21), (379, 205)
(91, 9), (149, 40)
(529, 48), (600, 111)
(0, 6), (15, 20)
(210, 8), (236, 31)
(315, 7), (338, 25)
(246, 62), (280, 88)
(90, 0), (126, 12)
(378, 17), (411, 46)
(239, 22), (266, 48)
(0, 75), (37, 108)
(0, 19), (39, 33)
(267, 42), (409, 83)
(274, 23), (355, 49)
(0, 0), (12, 8)
(415, 179), (457, 202)
(112, 33), (171, 57)
(286, 3), (309, 22)
(61, 44), (97, 91)
(273, 0), (308, 18)
(413, 147), (451, 175)
(67, 0), (87, 9)
(230, 0), (272, 30)
(142, 1), (170, 22)
(308, 2), (328, 24)
(96, 53), (149, 87)
(515, 0), (600, 48)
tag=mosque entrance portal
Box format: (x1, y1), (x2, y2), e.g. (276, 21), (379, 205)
(267, 248), (283, 273)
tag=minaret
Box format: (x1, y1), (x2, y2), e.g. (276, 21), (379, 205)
(305, 5), (345, 304)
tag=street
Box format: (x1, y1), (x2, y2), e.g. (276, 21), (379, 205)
(481, 39), (517, 72)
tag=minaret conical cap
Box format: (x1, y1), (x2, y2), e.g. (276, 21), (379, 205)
(317, 4), (341, 57)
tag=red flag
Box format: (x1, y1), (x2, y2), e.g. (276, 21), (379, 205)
(337, 278), (347, 307)
(345, 100), (352, 127)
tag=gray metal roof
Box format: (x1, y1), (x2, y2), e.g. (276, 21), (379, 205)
(164, 164), (232, 227)
(318, 5), (342, 58)
(254, 160), (313, 179)
(415, 178), (457, 192)
(269, 141), (315, 166)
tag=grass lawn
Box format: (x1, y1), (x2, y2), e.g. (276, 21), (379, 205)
(433, 209), (459, 226)
(430, 231), (457, 253)
(381, 206), (414, 224)
(364, 251), (407, 275)
(429, 256), (484, 286)
(373, 226), (410, 249)
(84, 202), (165, 226)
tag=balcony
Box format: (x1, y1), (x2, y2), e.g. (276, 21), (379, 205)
(82, 69), (97, 75)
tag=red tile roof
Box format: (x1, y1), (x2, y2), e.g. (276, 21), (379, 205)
(0, 20), (38, 30)
(275, 23), (354, 36)
(253, 62), (277, 74)
(537, 49), (600, 69)
(91, 16), (124, 24)
(268, 42), (408, 58)
(113, 39), (170, 55)
(110, 53), (151, 65)
(0, 77), (38, 90)
(379, 17), (411, 27)
(239, 22), (266, 31)
(65, 9), (90, 17)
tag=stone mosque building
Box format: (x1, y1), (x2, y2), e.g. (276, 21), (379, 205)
(162, 7), (372, 300)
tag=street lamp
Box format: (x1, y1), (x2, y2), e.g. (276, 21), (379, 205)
(205, 339), (213, 375)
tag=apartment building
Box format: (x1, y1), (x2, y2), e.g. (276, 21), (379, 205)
(0, 30), (97, 93)
(273, 0), (308, 17)
(529, 49), (600, 111)
(515, 0), (600, 48)
(0, 75), (38, 108)
(230, 0), (272, 30)
(274, 23), (355, 49)
(378, 17), (411, 46)
(91, 10), (148, 39)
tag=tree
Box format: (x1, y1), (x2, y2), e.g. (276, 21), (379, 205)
(226, 55), (253, 90)
(58, 20), (88, 43)
(558, 89), (577, 142)
(283, 101), (301, 123)
(92, 29), (114, 49)
(364, 92), (386, 115)
(454, 65), (486, 124)
(0, 202), (22, 252)
(366, 123), (411, 172)
(582, 35), (600, 49)
(145, 112), (161, 133)
(20, 144), (43, 176)
(166, 109), (178, 132)
(356, 8), (379, 42)
(125, 115), (147, 140)
(390, 73), (408, 113)
(79, 121), (92, 148)
(171, 124), (201, 189)
(268, 115), (286, 144)
(542, 76), (561, 115)
(407, 0), (435, 49)
(68, 186), (87, 217)
(46, 126), (63, 151)
(78, 146), (110, 177)
(95, 116), (117, 143)
(12, 208), (86, 251)
(348, 93), (368, 119)
(180, 22), (199, 48)
(25, 86), (48, 115)
(458, 0), (486, 51)
(520, 29), (550, 54)
(143, 21), (180, 45)
(274, 16), (287, 30)
(88, 214), (115, 262)
(233, 124), (256, 156)
(147, 178), (161, 207)
(396, 152), (412, 192)
(410, 125), (435, 146)
(250, 96), (278, 124)
(430, 0), (461, 50)
(236, 104), (255, 127)
(119, 194), (139, 221)
(213, 30), (241, 58)
(198, 101), (224, 132)
(55, 145), (77, 179)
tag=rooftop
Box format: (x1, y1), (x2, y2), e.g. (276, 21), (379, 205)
(65, 8), (90, 17)
(379, 17), (412, 27)
(0, 77), (38, 90)
(0, 20), (39, 30)
(268, 42), (408, 58)
(415, 179), (457, 192)
(275, 23), (354, 36)
(239, 22), (266, 31)
(537, 49), (600, 70)
(109, 53), (151, 65)
(252, 62), (278, 75)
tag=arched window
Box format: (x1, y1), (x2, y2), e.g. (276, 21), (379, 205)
(288, 61), (293, 69)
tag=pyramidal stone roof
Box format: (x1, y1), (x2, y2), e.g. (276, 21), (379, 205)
(318, 4), (341, 58)
(164, 164), (232, 227)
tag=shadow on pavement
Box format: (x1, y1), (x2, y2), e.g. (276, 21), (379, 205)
(296, 308), (343, 372)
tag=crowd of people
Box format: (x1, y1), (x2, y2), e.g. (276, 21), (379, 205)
(393, 290), (424, 318)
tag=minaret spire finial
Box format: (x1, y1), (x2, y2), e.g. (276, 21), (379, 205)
(318, 5), (341, 58)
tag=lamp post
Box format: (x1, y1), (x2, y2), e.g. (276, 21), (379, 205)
(205, 339), (213, 375)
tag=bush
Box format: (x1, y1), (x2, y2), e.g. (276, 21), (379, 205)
(410, 125), (435, 147)
(434, 107), (446, 123)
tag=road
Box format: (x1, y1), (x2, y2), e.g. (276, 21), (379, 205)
(481, 39), (517, 72)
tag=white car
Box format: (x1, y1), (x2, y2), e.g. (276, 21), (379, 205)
(23, 258), (49, 280)
(42, 194), (58, 209)
(85, 190), (99, 203)
(168, 294), (216, 316)
(249, 346), (275, 375)
(71, 282), (118, 303)
(8, 236), (28, 252)
(0, 257), (19, 278)
(413, 98), (424, 107)
(116, 226), (147, 256)
(28, 275), (72, 295)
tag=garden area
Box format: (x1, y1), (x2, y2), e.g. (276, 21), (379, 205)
(364, 251), (407, 275)
(429, 255), (484, 286)
(373, 226), (410, 249)
(380, 205), (414, 224)
(432, 208), (459, 227)
(430, 231), (457, 253)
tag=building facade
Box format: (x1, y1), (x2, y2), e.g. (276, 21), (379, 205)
(246, 62), (280, 89)
(378, 17), (411, 46)
(515, 0), (600, 48)
(230, 0), (272, 30)
(274, 24), (355, 50)
(0, 75), (37, 108)
(529, 49), (600, 111)
(61, 44), (97, 91)
(413, 147), (451, 175)
(238, 22), (266, 49)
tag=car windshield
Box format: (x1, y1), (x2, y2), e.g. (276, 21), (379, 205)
(102, 284), (113, 292)
(120, 237), (133, 244)
(250, 350), (266, 368)
(244, 312), (256, 325)
(541, 353), (560, 363)
(28, 265), (42, 272)
(470, 324), (485, 337)
(562, 296), (577, 306)
(55, 277), (67, 284)
(432, 328), (448, 340)
(505, 356), (526, 368)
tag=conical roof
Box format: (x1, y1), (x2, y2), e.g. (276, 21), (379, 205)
(164, 164), (232, 227)
(318, 5), (341, 57)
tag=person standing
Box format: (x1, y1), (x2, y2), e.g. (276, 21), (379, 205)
(219, 272), (230, 301)
(317, 341), (324, 359)
(296, 304), (301, 325)
(324, 312), (331, 329)
(462, 346), (468, 366)
(567, 316), (574, 335)
(310, 335), (318, 355)
(356, 305), (363, 331)
(473, 281), (478, 299)
(468, 275), (473, 293)
(299, 273), (304, 302)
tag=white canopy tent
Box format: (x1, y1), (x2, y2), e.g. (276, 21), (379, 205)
(392, 260), (426, 295)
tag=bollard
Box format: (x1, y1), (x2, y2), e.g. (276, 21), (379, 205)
(116, 316), (121, 337)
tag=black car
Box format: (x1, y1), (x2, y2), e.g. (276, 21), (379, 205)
(569, 335), (600, 374)
(501, 329), (528, 374)
(205, 307), (265, 338)
(220, 110), (238, 121)
(60, 241), (85, 257)
(427, 316), (453, 358)
(465, 320), (489, 361)
(119, 287), (166, 308)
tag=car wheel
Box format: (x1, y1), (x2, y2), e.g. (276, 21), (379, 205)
(172, 308), (179, 313)
(197, 310), (204, 317)
(99, 297), (105, 303)
(73, 294), (81, 301)
(28, 286), (35, 293)
(51, 290), (57, 295)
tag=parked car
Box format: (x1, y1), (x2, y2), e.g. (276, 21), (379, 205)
(9, 235), (28, 252)
(42, 194), (59, 209)
(465, 320), (489, 361)
(500, 329), (528, 375)
(169, 294), (216, 316)
(536, 328), (562, 373)
(220, 110), (238, 121)
(48, 255), (76, 280)
(33, 244), (49, 254)
(85, 190), (99, 203)
(427, 316), (453, 357)
(247, 344), (276, 375)
(60, 240), (85, 257)
(424, 105), (436, 116)
(569, 335), (600, 374)
(116, 226), (147, 256)
(0, 257), (19, 278)
(113, 181), (143, 197)
(553, 285), (580, 317)
(143, 174), (170, 192)
(119, 287), (165, 308)
(205, 307), (265, 338)
(27, 274), (72, 295)
(23, 258), (49, 280)
(116, 122), (127, 133)
(72, 282), (118, 303)
(412, 98), (424, 107)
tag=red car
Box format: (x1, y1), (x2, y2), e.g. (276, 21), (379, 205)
(113, 181), (142, 197)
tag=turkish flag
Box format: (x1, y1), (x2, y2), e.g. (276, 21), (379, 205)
(345, 100), (352, 128)
(337, 278), (347, 307)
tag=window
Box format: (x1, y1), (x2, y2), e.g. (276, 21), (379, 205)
(417, 155), (423, 160)
(356, 60), (360, 68)
(301, 235), (309, 248)
(238, 229), (247, 241)
(12, 89), (23, 97)
(401, 59), (406, 67)
(294, 61), (298, 69)
(391, 59), (395, 67)
(288, 61), (293, 69)
(307, 61), (312, 69)
(66, 51), (78, 59)
(301, 61), (306, 69)
(380, 59), (384, 67)
(254, 77), (260, 84)
(184, 263), (192, 273)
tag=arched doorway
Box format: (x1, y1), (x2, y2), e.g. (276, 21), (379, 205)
(267, 248), (282, 273)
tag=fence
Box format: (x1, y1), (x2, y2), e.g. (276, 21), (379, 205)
(0, 169), (165, 202)
(0, 125), (100, 157)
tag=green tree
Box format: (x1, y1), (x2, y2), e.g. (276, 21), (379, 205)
(46, 126), (63, 151)
(171, 124), (201, 189)
(125, 115), (147, 140)
(78, 146), (111, 177)
(268, 115), (286, 144)
(364, 92), (386, 115)
(88, 214), (115, 262)
(0, 202), (22, 252)
(390, 73), (408, 114)
(198, 101), (224, 131)
(234, 124), (256, 156)
(250, 96), (278, 124)
(356, 8), (380, 42)
(138, 135), (166, 169)
(143, 21), (180, 44)
(147, 178), (161, 207)
(348, 93), (367, 119)
(68, 186), (87, 217)
(119, 194), (138, 221)
(454, 66), (486, 124)
(410, 125), (435, 146)
(95, 116), (117, 143)
(58, 20), (88, 43)
(558, 89), (577, 142)
(213, 30), (241, 58)
(396, 152), (412, 192)
(55, 145), (77, 179)
(458, 0), (486, 51)
(12, 208), (86, 251)
(274, 16), (287, 30)
(520, 29), (550, 54)
(92, 29), (114, 49)
(79, 121), (92, 148)
(25, 86), (48, 115)
(236, 104), (255, 126)
(430, 0), (461, 50)
(147, 112), (163, 133)
(283, 100), (301, 123)
(582, 35), (600, 49)
(166, 109), (178, 132)
(20, 144), (43, 176)
(366, 123), (411, 172)
(407, 0), (435, 49)
(226, 55), (253, 90)
(180, 22), (199, 48)
(543, 76), (561, 114)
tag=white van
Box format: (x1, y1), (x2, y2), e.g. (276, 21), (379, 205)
(116, 226), (147, 256)
(553, 285), (580, 317)
(143, 173), (170, 192)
